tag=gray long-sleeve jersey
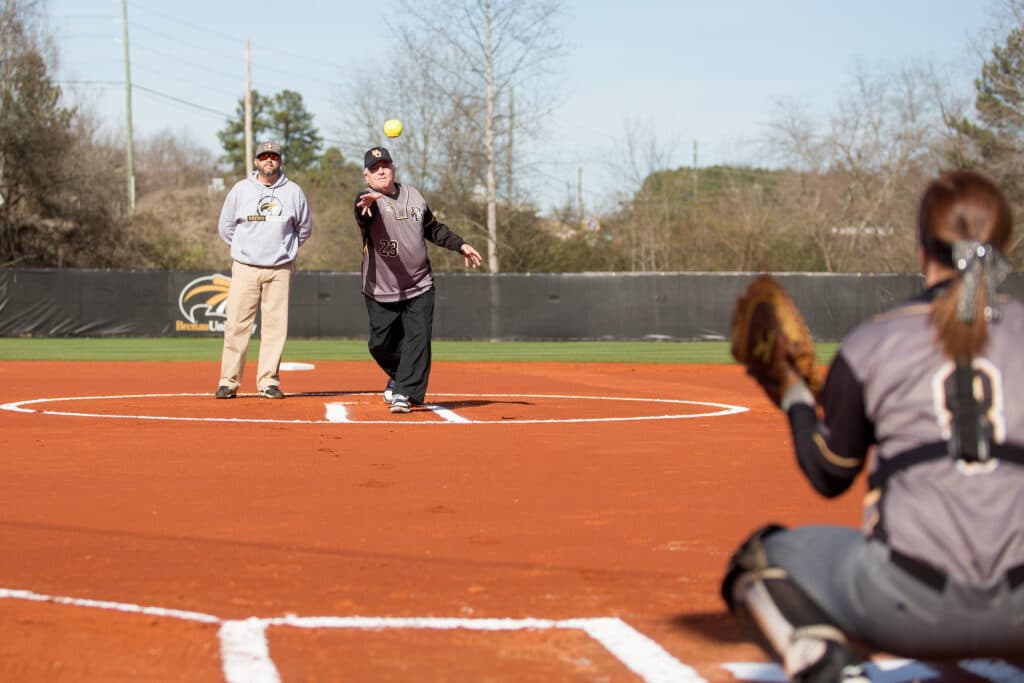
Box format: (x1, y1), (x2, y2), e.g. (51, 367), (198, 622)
(354, 183), (466, 302)
(219, 171), (312, 267)
(786, 282), (1024, 586)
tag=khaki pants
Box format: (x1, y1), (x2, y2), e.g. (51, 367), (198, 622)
(218, 260), (293, 392)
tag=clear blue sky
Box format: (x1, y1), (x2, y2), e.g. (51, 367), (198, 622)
(48, 0), (997, 214)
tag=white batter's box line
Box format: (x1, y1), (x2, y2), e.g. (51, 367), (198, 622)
(0, 587), (705, 683)
(0, 587), (220, 623)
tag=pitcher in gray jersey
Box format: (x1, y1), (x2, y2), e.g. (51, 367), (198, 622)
(353, 146), (482, 414)
(721, 170), (1024, 683)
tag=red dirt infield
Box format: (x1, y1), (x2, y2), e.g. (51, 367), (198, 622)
(0, 360), (1005, 682)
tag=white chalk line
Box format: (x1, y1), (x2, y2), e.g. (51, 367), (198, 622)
(1, 392), (748, 425)
(723, 658), (1024, 682)
(425, 403), (472, 423)
(0, 587), (702, 683)
(218, 619), (280, 683)
(3, 588), (1019, 682)
(0, 587), (220, 624)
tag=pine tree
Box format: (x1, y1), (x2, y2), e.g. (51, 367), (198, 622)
(217, 89), (322, 177)
(216, 90), (271, 178)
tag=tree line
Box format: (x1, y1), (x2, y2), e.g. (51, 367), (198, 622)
(2, 0), (1024, 274)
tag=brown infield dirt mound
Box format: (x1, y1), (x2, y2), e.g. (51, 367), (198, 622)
(0, 360), (928, 682)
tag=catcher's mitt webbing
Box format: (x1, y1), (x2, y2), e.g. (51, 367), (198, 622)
(730, 275), (820, 404)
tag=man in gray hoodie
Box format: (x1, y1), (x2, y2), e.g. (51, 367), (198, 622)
(214, 140), (312, 399)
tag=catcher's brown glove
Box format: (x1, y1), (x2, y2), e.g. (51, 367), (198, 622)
(730, 275), (821, 405)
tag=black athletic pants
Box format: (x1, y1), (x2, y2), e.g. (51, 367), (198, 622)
(363, 289), (434, 404)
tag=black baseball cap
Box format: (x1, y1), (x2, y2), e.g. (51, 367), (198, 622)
(364, 146), (393, 168)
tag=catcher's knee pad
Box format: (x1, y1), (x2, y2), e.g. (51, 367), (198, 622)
(721, 523), (787, 611)
(722, 526), (855, 680)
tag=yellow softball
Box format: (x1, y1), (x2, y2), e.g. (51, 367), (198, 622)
(383, 119), (404, 138)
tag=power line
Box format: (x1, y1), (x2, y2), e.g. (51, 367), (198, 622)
(132, 84), (231, 118)
(127, 20), (241, 64)
(60, 79), (123, 86)
(54, 33), (119, 40)
(125, 21), (343, 93)
(124, 2), (237, 43)
(127, 5), (352, 75)
(124, 28), (344, 86)
(130, 42), (240, 83)
(60, 79), (231, 118)
(120, 21), (342, 115)
(52, 5), (349, 132)
(254, 61), (343, 89)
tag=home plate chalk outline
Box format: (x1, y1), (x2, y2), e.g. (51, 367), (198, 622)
(3, 588), (1020, 683)
(0, 392), (748, 425)
(0, 587), (702, 683)
(722, 660), (1024, 682)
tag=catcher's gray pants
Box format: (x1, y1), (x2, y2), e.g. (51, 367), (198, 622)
(764, 525), (1024, 658)
(364, 289), (434, 404)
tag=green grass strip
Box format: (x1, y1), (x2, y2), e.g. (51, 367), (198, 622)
(0, 337), (840, 365)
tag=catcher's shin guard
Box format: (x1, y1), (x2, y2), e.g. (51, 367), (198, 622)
(722, 526), (862, 682)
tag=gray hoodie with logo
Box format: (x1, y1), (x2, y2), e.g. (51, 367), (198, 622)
(219, 171), (312, 267)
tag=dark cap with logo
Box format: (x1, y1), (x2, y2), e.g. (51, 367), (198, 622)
(364, 146), (393, 168)
(256, 140), (282, 157)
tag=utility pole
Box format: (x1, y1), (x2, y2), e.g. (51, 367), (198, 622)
(121, 0), (135, 212)
(483, 0), (499, 273)
(506, 88), (514, 206)
(0, 2), (10, 203)
(692, 140), (699, 203)
(577, 167), (583, 226)
(244, 40), (253, 166)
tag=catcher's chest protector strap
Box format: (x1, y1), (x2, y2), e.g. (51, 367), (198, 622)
(949, 358), (990, 463)
(868, 441), (1024, 490)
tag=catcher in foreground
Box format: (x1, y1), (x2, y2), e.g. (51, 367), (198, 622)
(721, 171), (1024, 683)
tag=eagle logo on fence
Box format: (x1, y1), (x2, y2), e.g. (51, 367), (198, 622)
(178, 274), (231, 325)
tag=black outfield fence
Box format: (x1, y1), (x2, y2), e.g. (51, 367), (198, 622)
(1, 268), (1022, 342)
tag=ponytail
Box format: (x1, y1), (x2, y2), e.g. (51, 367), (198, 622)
(918, 171), (1013, 360)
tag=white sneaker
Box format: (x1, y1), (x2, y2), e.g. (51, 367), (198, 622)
(383, 378), (395, 403)
(390, 394), (410, 414)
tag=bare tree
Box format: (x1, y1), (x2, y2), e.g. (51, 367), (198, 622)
(343, 55), (450, 190)
(765, 99), (829, 173)
(766, 63), (950, 272)
(608, 117), (678, 271)
(134, 129), (217, 197)
(948, 1), (1024, 260)
(381, 0), (566, 272)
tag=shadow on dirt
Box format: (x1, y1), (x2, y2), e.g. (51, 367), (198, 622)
(666, 610), (749, 644)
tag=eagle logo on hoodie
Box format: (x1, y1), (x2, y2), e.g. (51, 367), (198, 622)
(258, 196), (283, 217)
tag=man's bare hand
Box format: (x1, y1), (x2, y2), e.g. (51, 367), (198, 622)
(356, 192), (383, 216)
(461, 244), (483, 269)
